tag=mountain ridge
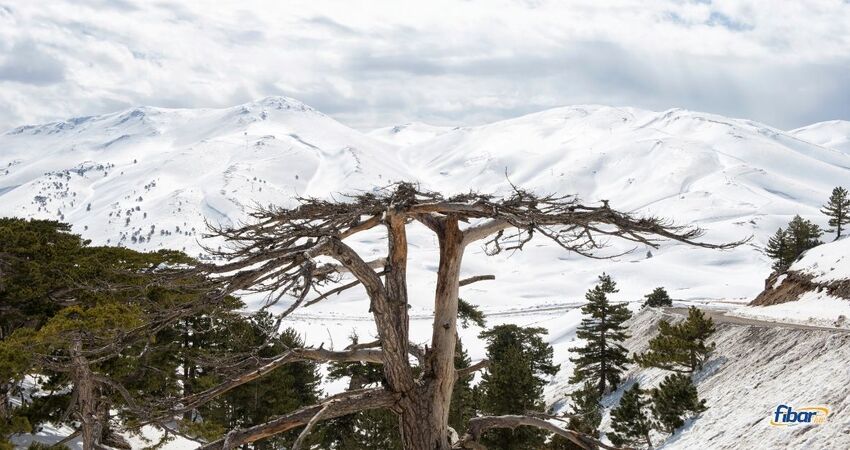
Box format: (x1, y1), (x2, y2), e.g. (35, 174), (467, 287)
(2, 97), (850, 308)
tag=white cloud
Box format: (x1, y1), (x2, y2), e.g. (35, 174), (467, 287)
(0, 0), (848, 131)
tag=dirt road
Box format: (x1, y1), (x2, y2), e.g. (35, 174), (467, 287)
(664, 306), (850, 333)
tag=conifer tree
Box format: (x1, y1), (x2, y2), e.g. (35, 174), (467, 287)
(478, 325), (558, 450)
(634, 307), (716, 373)
(650, 374), (706, 434)
(189, 322), (322, 449)
(821, 186), (850, 240)
(765, 227), (791, 272)
(642, 287), (672, 308)
(544, 382), (601, 450)
(785, 215), (823, 260)
(321, 333), (402, 450)
(609, 383), (653, 448)
(569, 274), (632, 396)
(449, 339), (477, 434)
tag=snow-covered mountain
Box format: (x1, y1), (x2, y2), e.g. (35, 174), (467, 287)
(790, 120), (850, 153)
(2, 98), (850, 309)
(5, 97), (850, 449)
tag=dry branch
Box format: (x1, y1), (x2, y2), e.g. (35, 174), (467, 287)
(456, 414), (634, 450)
(197, 388), (395, 450)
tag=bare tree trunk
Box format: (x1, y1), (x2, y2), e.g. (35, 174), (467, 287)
(400, 216), (464, 450)
(71, 336), (98, 450)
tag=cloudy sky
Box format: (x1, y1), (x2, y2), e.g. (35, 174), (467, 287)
(1, 0), (849, 131)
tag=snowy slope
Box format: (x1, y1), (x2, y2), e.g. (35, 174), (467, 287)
(2, 100), (850, 310)
(736, 236), (850, 327)
(5, 98), (850, 449)
(609, 309), (850, 450)
(368, 122), (455, 146)
(790, 120), (850, 153)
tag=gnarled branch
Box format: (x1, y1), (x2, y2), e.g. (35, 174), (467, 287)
(456, 414), (634, 450)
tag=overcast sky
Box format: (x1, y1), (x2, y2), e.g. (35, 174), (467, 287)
(1, 0), (849, 132)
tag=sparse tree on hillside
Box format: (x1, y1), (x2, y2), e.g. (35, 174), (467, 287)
(477, 325), (558, 450)
(766, 216), (823, 272)
(822, 186), (850, 240)
(765, 227), (791, 272)
(650, 374), (706, 434)
(642, 287), (672, 308)
(634, 306), (716, 373)
(608, 383), (653, 448)
(569, 274), (632, 396)
(785, 215), (823, 260)
(177, 182), (739, 450)
(549, 382), (602, 450)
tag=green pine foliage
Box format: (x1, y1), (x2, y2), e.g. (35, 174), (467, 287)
(544, 383), (601, 450)
(821, 186), (850, 239)
(765, 227), (792, 272)
(0, 218), (324, 448)
(449, 339), (477, 433)
(641, 287), (672, 308)
(650, 374), (707, 434)
(478, 324), (558, 450)
(567, 382), (602, 438)
(608, 383), (653, 448)
(458, 298), (487, 329)
(187, 322), (322, 449)
(634, 307), (716, 373)
(765, 215), (823, 272)
(321, 333), (402, 450)
(786, 215), (823, 259)
(569, 274), (632, 395)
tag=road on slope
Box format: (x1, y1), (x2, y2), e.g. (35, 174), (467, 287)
(664, 306), (850, 333)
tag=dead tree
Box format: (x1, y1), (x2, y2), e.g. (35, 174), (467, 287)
(191, 182), (740, 450)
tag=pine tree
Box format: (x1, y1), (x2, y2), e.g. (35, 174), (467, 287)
(449, 339), (476, 434)
(765, 227), (791, 272)
(785, 215), (823, 260)
(650, 374), (706, 434)
(191, 322), (322, 449)
(458, 298), (487, 328)
(608, 383), (653, 448)
(634, 307), (716, 373)
(478, 325), (558, 450)
(642, 287), (672, 308)
(321, 333), (402, 450)
(544, 382), (601, 450)
(821, 186), (850, 240)
(569, 273), (632, 396)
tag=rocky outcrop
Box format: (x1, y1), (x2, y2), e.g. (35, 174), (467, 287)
(750, 270), (850, 306)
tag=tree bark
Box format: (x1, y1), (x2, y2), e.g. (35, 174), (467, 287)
(71, 336), (99, 450)
(404, 216), (464, 450)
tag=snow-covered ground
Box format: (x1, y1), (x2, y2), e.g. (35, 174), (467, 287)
(4, 97), (850, 448)
(790, 120), (850, 154)
(617, 308), (850, 450)
(3, 97), (850, 310)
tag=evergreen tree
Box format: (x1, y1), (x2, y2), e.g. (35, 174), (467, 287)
(650, 374), (706, 434)
(189, 321), (322, 449)
(634, 307), (716, 373)
(642, 287), (672, 308)
(449, 339), (477, 434)
(765, 228), (791, 272)
(765, 216), (823, 272)
(544, 382), (600, 450)
(320, 333), (402, 450)
(785, 215), (823, 260)
(458, 298), (487, 328)
(569, 274), (632, 396)
(608, 383), (653, 448)
(821, 186), (850, 240)
(478, 325), (558, 450)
